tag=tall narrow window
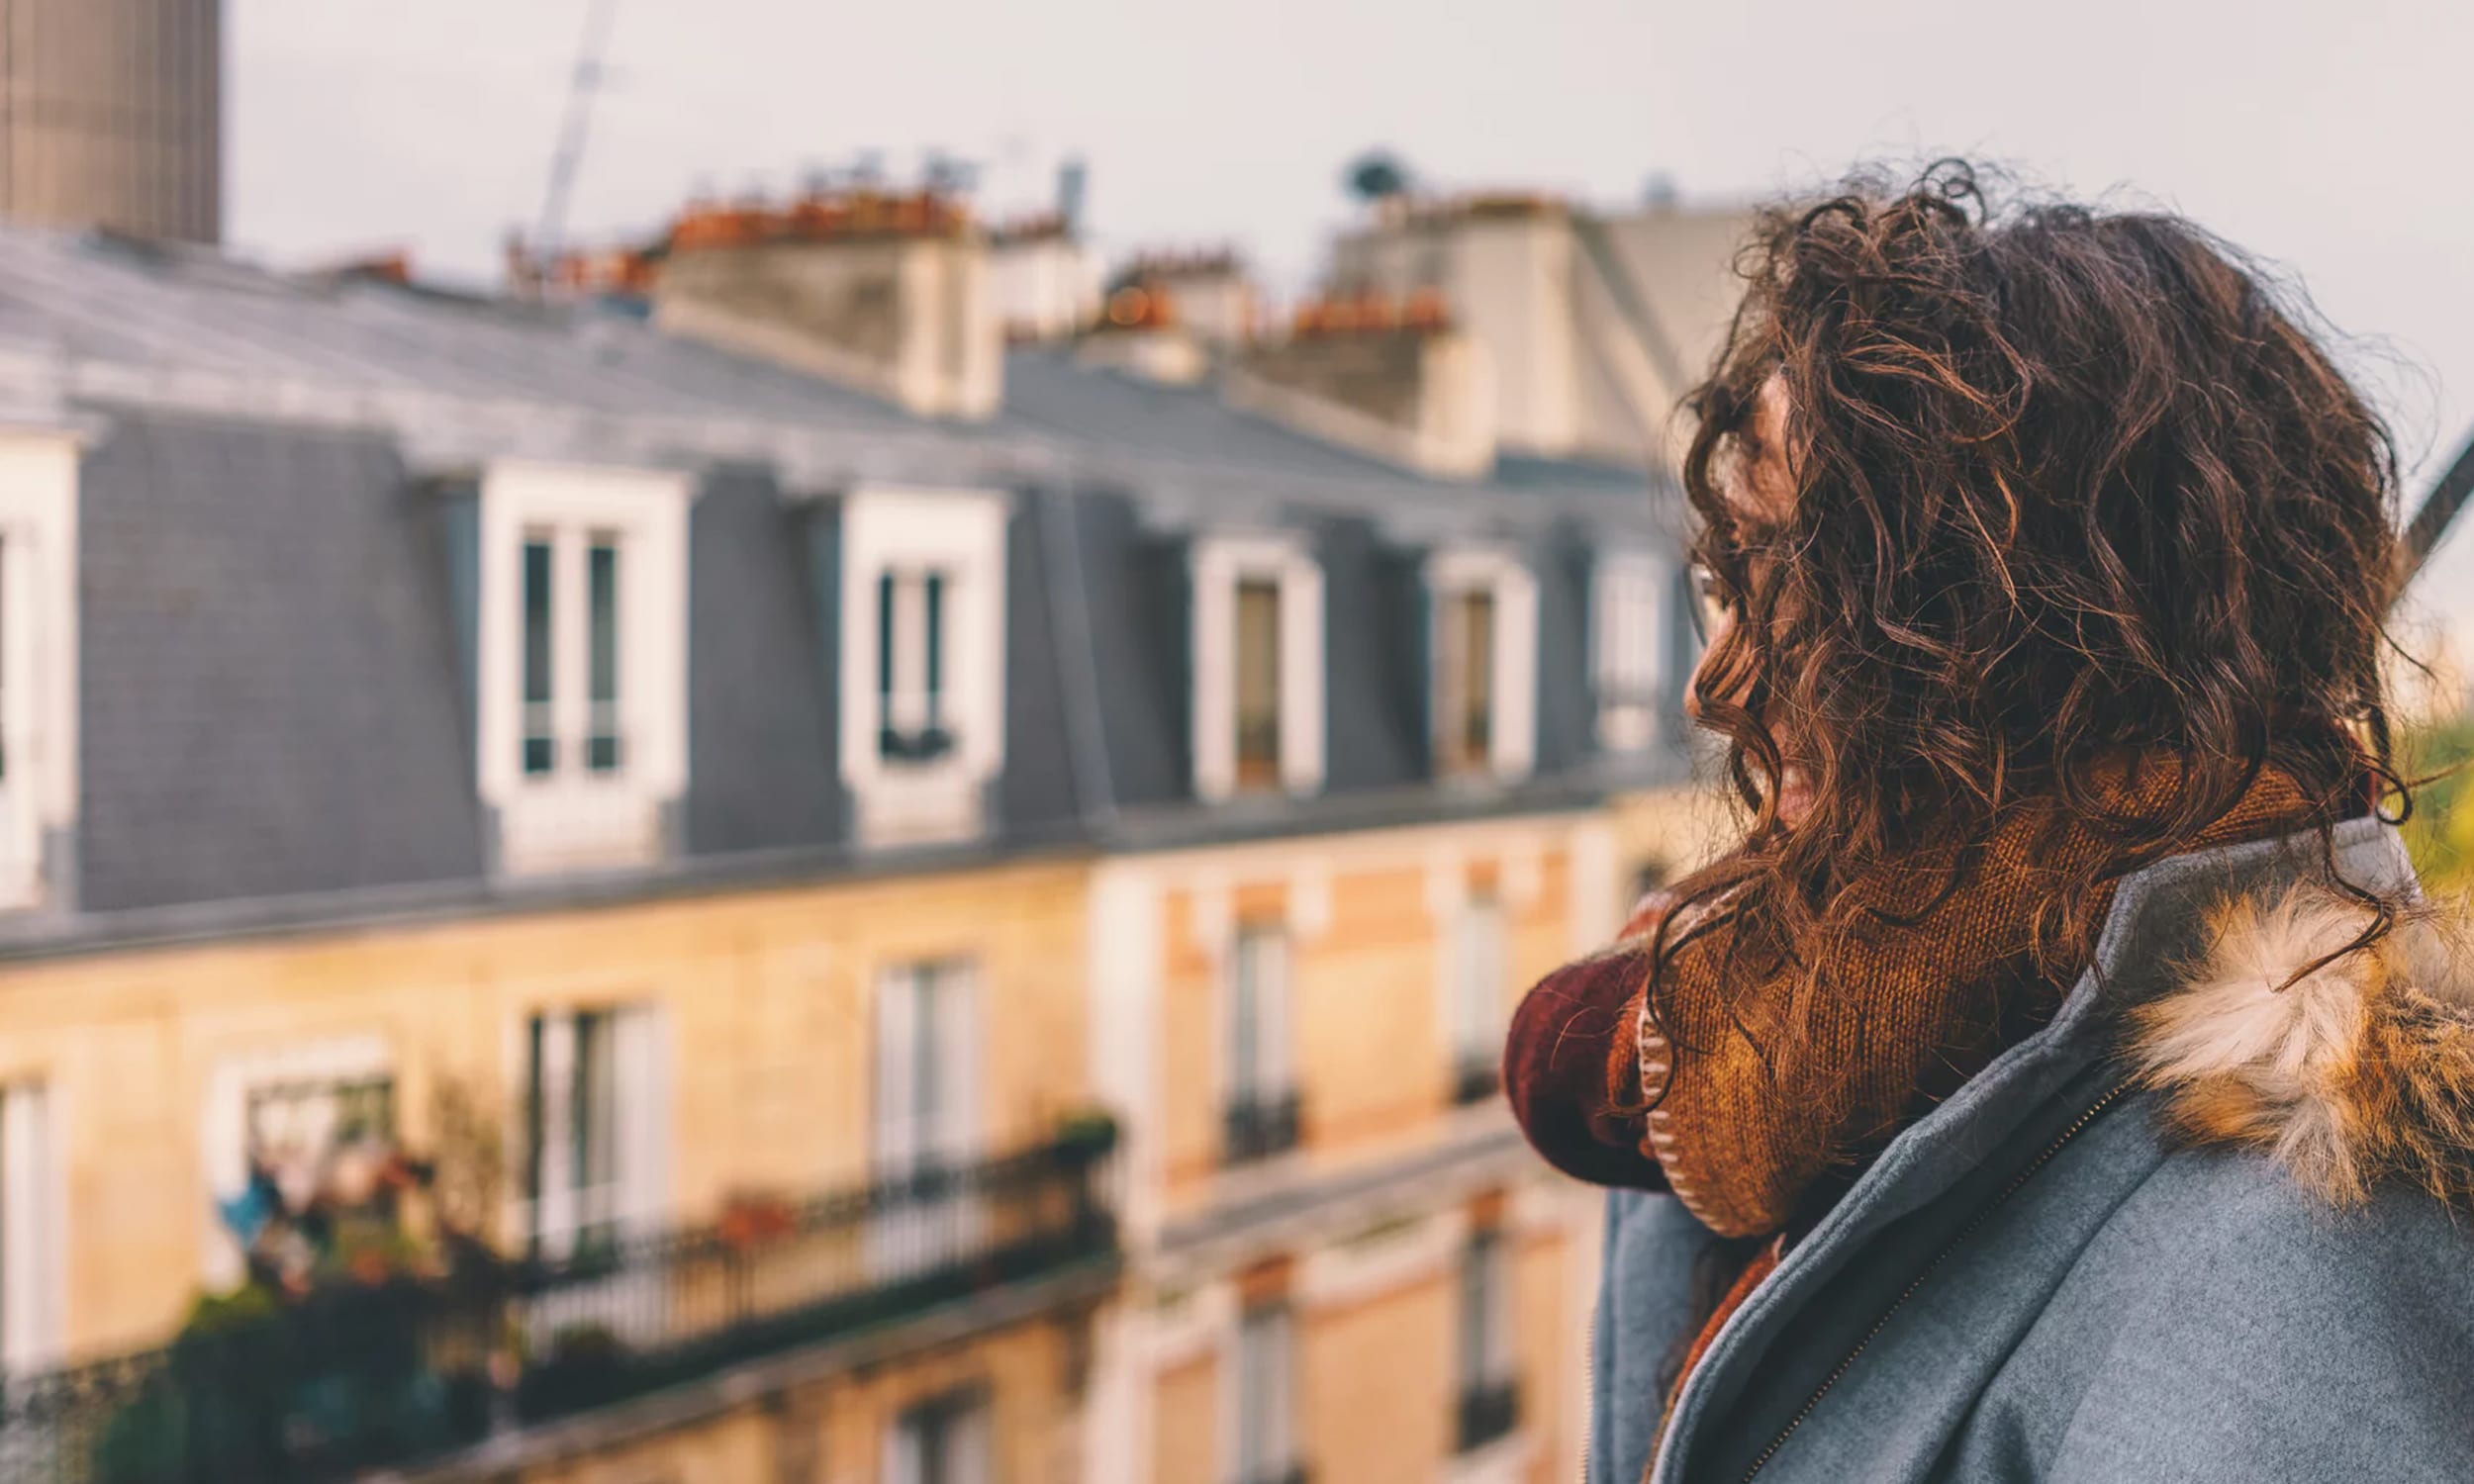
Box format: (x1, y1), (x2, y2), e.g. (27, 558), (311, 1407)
(521, 536), (556, 776)
(1439, 588), (1496, 776)
(1451, 895), (1507, 1104)
(879, 569), (957, 762)
(888, 1391), (990, 1484)
(1233, 1303), (1297, 1484)
(586, 537), (622, 772)
(0, 1082), (59, 1374)
(1224, 924), (1298, 1165)
(523, 1006), (653, 1259)
(872, 962), (983, 1274)
(0, 534), (11, 785)
(1233, 577), (1284, 791)
(1455, 1226), (1518, 1452)
(1595, 554), (1665, 752)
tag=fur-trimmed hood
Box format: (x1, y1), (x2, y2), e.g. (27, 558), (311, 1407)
(2133, 884), (2474, 1209)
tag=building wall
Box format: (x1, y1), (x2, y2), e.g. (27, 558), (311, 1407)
(1124, 1191), (1591, 1484)
(515, 1313), (1087, 1484)
(0, 0), (223, 241)
(1142, 814), (1606, 1211)
(0, 858), (1091, 1356)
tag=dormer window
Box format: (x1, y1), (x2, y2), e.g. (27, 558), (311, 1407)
(1427, 549), (1537, 784)
(1233, 577), (1284, 790)
(877, 567), (955, 763)
(519, 530), (628, 779)
(1593, 551), (1667, 753)
(1192, 534), (1324, 801)
(0, 431), (80, 912)
(479, 461), (693, 877)
(840, 486), (1008, 848)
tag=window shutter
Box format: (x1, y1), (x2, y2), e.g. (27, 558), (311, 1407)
(936, 963), (982, 1164)
(614, 1005), (667, 1236)
(873, 969), (921, 1177)
(953, 1397), (992, 1484)
(0, 1083), (58, 1372)
(1492, 561), (1540, 780)
(1278, 557), (1325, 793)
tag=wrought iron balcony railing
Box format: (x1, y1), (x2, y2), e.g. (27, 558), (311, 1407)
(1220, 1088), (1303, 1167)
(0, 1128), (1118, 1484)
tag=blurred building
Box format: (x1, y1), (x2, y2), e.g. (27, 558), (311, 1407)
(1330, 191), (1750, 470)
(0, 187), (1715, 1484)
(0, 0), (223, 242)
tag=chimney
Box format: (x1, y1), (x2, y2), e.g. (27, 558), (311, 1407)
(1224, 292), (1497, 480)
(1075, 281), (1209, 384)
(1118, 247), (1257, 347)
(650, 187), (1001, 420)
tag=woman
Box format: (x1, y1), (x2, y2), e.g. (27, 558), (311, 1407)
(1507, 162), (2474, 1484)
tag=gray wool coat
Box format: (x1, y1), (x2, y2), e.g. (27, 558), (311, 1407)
(1592, 818), (2474, 1484)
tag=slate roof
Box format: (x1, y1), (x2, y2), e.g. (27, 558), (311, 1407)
(0, 227), (1694, 951)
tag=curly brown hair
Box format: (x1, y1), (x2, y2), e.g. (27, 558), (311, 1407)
(1654, 160), (2408, 1055)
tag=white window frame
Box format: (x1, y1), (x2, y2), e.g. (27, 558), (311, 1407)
(1593, 550), (1666, 753)
(1457, 1226), (1514, 1394)
(513, 1004), (669, 1261)
(0, 433), (78, 912)
(0, 1080), (63, 1375)
(1427, 548), (1538, 784)
(886, 1388), (993, 1484)
(200, 1034), (392, 1291)
(841, 486), (1009, 848)
(478, 460), (693, 877)
(1192, 533), (1324, 801)
(1225, 922), (1294, 1106)
(870, 960), (985, 1275)
(1223, 1302), (1298, 1484)
(1448, 894), (1508, 1070)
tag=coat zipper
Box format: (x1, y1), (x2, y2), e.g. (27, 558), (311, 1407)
(1733, 1078), (2139, 1483)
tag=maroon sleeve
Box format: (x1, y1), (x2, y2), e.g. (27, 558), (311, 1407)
(1502, 944), (1667, 1190)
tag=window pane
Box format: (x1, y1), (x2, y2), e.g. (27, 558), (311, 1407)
(1231, 927), (1275, 1098)
(1458, 897), (1504, 1057)
(573, 1009), (619, 1249)
(0, 534), (10, 784)
(522, 537), (555, 775)
(1460, 590), (1495, 766)
(587, 539), (622, 772)
(923, 572), (945, 732)
(878, 571), (898, 729)
(523, 1014), (546, 1244)
(1235, 578), (1283, 788)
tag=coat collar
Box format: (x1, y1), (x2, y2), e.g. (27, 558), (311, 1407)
(1647, 815), (2416, 1484)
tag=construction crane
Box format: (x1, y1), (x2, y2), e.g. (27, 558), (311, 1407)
(531, 0), (623, 278)
(2404, 425), (2474, 588)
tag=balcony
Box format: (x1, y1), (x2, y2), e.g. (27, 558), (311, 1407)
(1450, 1056), (1501, 1107)
(0, 1131), (1118, 1484)
(1221, 1088), (1303, 1167)
(1455, 1377), (1519, 1454)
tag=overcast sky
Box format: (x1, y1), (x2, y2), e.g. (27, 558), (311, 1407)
(230, 0), (2474, 608)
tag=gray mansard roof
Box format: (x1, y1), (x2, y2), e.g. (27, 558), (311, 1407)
(0, 227), (1693, 948)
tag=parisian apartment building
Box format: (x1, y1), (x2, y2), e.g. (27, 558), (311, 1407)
(0, 180), (1742, 1484)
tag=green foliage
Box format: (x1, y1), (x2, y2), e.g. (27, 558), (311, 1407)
(2400, 721), (2474, 891)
